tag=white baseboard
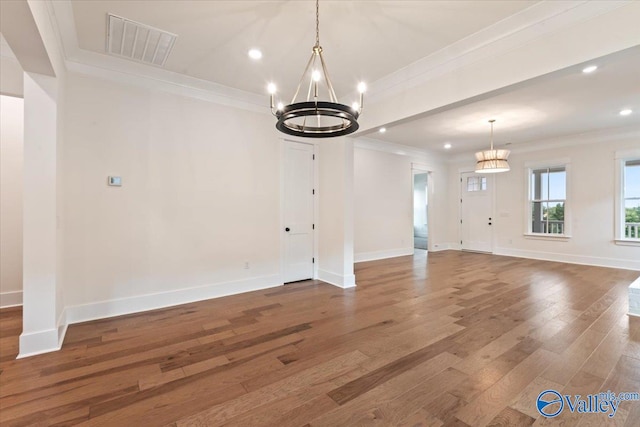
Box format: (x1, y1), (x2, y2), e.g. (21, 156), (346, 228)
(18, 327), (64, 358)
(355, 248), (414, 263)
(430, 242), (460, 252)
(317, 269), (357, 289)
(64, 274), (283, 325)
(494, 247), (640, 271)
(17, 307), (68, 358)
(0, 290), (23, 308)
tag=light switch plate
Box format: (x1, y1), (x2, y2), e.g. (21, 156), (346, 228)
(108, 176), (122, 186)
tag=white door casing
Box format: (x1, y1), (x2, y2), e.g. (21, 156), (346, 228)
(283, 141), (315, 283)
(460, 172), (493, 253)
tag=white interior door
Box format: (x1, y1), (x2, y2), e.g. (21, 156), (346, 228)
(283, 141), (315, 283)
(460, 172), (493, 253)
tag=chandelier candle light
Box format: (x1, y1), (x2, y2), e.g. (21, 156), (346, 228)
(268, 0), (366, 138)
(475, 119), (510, 173)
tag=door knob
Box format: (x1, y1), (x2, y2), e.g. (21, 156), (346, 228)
(285, 227), (290, 232)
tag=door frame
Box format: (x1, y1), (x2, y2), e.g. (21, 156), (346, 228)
(458, 169), (496, 253)
(280, 138), (319, 283)
(411, 163), (434, 252)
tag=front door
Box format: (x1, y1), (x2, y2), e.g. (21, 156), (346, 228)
(460, 172), (493, 253)
(283, 141), (315, 282)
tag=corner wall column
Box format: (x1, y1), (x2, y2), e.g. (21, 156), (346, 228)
(317, 137), (356, 288)
(18, 72), (62, 357)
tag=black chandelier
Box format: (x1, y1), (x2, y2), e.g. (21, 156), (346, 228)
(268, 0), (366, 138)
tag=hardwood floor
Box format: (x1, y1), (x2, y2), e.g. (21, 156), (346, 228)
(1, 251), (639, 426)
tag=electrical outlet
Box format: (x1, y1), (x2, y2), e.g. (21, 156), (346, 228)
(244, 261), (250, 270)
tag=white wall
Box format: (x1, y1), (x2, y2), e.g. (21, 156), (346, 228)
(0, 95), (23, 307)
(450, 127), (640, 270)
(60, 73), (284, 321)
(56, 71), (66, 327)
(353, 142), (452, 262)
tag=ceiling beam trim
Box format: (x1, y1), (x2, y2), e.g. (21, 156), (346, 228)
(356, 1), (640, 134)
(0, 0), (55, 76)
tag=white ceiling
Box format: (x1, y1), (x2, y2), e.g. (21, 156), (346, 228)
(366, 45), (640, 153)
(70, 0), (537, 98)
(5, 1), (633, 152)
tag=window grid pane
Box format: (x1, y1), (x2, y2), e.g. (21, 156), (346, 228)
(624, 161), (640, 198)
(624, 197), (640, 239)
(467, 177), (478, 192)
(466, 177), (487, 192)
(530, 166), (566, 234)
(623, 159), (640, 239)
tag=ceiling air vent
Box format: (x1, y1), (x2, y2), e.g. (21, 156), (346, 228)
(106, 14), (177, 66)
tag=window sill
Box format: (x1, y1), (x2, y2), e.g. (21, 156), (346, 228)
(614, 239), (640, 247)
(523, 233), (571, 241)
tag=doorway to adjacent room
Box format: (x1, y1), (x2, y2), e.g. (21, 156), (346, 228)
(413, 171), (428, 251)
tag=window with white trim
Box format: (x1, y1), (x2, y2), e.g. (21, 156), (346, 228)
(622, 159), (640, 240)
(528, 166), (567, 235)
(466, 176), (486, 192)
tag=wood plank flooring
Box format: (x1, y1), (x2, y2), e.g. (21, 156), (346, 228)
(1, 251), (639, 426)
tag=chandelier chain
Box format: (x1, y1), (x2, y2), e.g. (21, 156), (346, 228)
(315, 0), (320, 47)
(489, 119), (495, 150)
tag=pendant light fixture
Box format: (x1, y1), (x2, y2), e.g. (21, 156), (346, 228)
(475, 119), (510, 173)
(268, 0), (366, 138)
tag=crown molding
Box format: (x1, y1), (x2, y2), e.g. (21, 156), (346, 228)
(48, 0), (266, 113)
(64, 57), (266, 114)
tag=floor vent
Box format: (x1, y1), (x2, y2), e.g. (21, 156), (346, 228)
(106, 14), (177, 66)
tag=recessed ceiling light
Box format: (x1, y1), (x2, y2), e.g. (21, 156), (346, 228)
(582, 65), (597, 73)
(379, 127), (386, 133)
(620, 109), (632, 116)
(444, 143), (452, 149)
(248, 49), (262, 60)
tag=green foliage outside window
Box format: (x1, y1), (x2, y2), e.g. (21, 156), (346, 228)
(543, 203), (564, 221)
(626, 206), (640, 238)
